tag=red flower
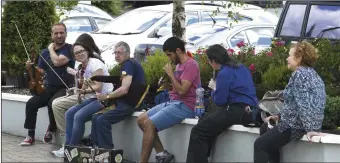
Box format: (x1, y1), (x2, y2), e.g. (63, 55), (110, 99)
(275, 41), (285, 46)
(238, 51), (241, 55)
(252, 50), (255, 55)
(249, 64), (256, 71)
(237, 41), (245, 48)
(196, 49), (202, 54)
(227, 48), (234, 56)
(266, 51), (273, 57)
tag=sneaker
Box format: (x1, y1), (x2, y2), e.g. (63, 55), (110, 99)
(43, 131), (53, 144)
(52, 146), (64, 158)
(155, 150), (174, 163)
(19, 136), (35, 146)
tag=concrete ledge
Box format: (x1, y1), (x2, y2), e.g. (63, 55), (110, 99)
(2, 93), (340, 162)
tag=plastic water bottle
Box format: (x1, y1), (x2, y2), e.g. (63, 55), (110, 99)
(195, 86), (205, 118)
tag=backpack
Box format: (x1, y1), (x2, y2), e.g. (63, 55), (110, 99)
(257, 90), (284, 122)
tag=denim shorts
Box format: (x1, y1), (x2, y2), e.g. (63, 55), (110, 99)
(147, 100), (195, 132)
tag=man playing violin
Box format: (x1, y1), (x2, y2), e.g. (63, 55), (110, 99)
(20, 23), (75, 146)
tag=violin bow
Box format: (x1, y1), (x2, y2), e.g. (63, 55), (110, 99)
(14, 22), (71, 90)
(14, 23), (31, 61)
(213, 69), (216, 81)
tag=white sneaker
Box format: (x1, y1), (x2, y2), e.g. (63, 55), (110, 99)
(52, 146), (64, 158)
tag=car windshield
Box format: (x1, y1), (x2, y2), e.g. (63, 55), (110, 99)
(96, 10), (169, 34)
(305, 5), (340, 39)
(186, 25), (228, 44)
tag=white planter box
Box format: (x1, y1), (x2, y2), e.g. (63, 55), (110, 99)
(2, 93), (340, 162)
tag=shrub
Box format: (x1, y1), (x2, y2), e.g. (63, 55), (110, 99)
(1, 1), (58, 75)
(261, 64), (291, 92)
(312, 39), (340, 96)
(141, 50), (169, 86)
(91, 0), (123, 16)
(109, 64), (121, 76)
(192, 48), (213, 87)
(323, 96), (340, 130)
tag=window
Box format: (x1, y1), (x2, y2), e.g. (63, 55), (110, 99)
(156, 11), (199, 37)
(62, 17), (92, 32)
(160, 11), (199, 28)
(186, 11), (199, 25)
(229, 31), (249, 48)
(93, 18), (111, 29)
(201, 11), (252, 23)
(279, 4), (307, 37)
(305, 5), (340, 39)
(245, 27), (275, 47)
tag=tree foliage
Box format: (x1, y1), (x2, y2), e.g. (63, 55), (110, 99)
(91, 0), (123, 16)
(1, 1), (59, 75)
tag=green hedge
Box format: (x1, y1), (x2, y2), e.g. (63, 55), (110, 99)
(323, 96), (340, 130)
(1, 1), (58, 75)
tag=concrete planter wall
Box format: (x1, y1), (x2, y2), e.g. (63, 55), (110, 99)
(2, 93), (340, 162)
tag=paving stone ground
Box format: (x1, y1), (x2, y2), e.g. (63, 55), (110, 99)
(2, 132), (63, 162)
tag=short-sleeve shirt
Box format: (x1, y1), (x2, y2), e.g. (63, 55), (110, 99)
(38, 44), (75, 87)
(169, 58), (201, 110)
(121, 59), (146, 85)
(83, 58), (113, 95)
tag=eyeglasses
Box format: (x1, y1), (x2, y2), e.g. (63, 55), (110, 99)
(74, 49), (86, 56)
(113, 51), (125, 55)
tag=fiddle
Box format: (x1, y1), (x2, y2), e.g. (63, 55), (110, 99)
(26, 47), (45, 95)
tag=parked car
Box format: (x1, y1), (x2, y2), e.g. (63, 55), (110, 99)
(66, 3), (278, 68)
(58, 3), (114, 34)
(134, 22), (276, 62)
(60, 13), (113, 33)
(56, 3), (113, 19)
(274, 1), (340, 42)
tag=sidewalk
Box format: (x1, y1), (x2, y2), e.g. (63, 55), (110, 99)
(2, 132), (63, 162)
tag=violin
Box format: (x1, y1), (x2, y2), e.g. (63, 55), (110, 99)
(26, 47), (45, 95)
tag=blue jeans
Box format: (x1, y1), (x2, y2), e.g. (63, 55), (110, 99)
(91, 100), (134, 149)
(147, 100), (195, 132)
(65, 98), (104, 145)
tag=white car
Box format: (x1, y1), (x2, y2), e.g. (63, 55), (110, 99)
(66, 3), (278, 68)
(134, 22), (276, 62)
(58, 3), (114, 33)
(60, 12), (113, 33)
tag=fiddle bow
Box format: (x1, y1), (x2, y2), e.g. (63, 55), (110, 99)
(15, 23), (45, 95)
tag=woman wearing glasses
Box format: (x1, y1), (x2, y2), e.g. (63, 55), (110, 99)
(63, 38), (113, 147)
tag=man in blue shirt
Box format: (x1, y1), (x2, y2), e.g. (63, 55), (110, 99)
(91, 41), (147, 149)
(20, 23), (75, 146)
